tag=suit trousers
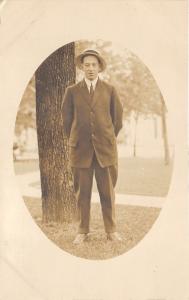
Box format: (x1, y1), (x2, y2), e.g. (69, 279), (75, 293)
(71, 153), (118, 234)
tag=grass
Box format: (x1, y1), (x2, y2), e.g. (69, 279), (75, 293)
(24, 196), (161, 260)
(14, 159), (39, 175)
(15, 156), (172, 259)
(116, 157), (173, 196)
(15, 157), (173, 197)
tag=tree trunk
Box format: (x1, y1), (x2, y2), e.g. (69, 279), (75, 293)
(161, 110), (170, 165)
(35, 43), (77, 223)
(133, 111), (139, 157)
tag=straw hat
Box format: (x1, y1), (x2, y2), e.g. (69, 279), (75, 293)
(75, 49), (106, 72)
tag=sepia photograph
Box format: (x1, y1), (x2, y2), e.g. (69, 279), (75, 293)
(0, 1), (188, 299)
(14, 39), (174, 260)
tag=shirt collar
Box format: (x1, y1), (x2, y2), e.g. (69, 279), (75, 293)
(84, 76), (99, 90)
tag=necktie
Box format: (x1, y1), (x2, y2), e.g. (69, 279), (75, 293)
(90, 83), (94, 98)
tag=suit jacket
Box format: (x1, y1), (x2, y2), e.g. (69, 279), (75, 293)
(62, 78), (123, 168)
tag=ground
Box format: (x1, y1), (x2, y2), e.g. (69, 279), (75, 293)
(15, 156), (173, 196)
(14, 156), (173, 260)
(24, 196), (161, 260)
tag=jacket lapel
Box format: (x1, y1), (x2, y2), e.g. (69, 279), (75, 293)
(91, 78), (102, 108)
(78, 78), (102, 108)
(78, 79), (91, 107)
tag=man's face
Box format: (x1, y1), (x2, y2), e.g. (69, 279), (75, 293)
(82, 55), (101, 81)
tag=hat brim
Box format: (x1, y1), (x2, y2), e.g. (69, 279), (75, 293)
(75, 52), (106, 72)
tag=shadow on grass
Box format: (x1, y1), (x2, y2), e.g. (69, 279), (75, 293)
(24, 196), (161, 260)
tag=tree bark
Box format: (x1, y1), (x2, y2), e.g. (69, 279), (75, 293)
(35, 43), (77, 223)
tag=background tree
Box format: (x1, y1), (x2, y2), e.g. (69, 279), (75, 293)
(35, 43), (77, 223)
(15, 77), (36, 133)
(14, 77), (36, 152)
(160, 93), (170, 165)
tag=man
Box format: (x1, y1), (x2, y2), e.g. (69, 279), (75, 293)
(62, 49), (123, 244)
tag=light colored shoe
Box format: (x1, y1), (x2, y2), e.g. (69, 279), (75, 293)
(73, 233), (88, 245)
(107, 232), (122, 241)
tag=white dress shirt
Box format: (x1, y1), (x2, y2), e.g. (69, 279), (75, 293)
(84, 77), (98, 92)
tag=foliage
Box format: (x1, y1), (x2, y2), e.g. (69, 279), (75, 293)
(15, 76), (36, 136)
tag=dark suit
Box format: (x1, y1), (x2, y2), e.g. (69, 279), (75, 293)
(62, 78), (123, 233)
